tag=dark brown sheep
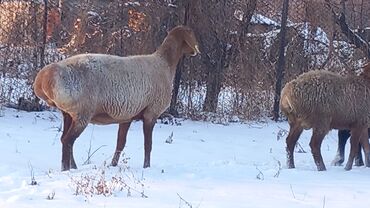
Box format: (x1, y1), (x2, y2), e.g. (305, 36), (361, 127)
(280, 63), (370, 171)
(33, 26), (200, 171)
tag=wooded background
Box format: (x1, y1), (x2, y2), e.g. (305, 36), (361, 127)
(0, 0), (369, 121)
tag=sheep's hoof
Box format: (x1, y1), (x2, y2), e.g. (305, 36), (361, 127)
(317, 166), (327, 171)
(111, 158), (118, 167)
(344, 164), (352, 171)
(315, 161), (327, 171)
(332, 161), (343, 166)
(287, 163), (295, 169)
(331, 157), (344, 166)
(143, 161), (150, 169)
(61, 164), (70, 172)
(71, 161), (77, 169)
(354, 159), (364, 167)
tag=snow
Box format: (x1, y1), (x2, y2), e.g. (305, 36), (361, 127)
(0, 76), (31, 103)
(1, 107), (370, 208)
(251, 14), (279, 26)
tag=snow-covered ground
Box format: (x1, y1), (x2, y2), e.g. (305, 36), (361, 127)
(1, 107), (370, 208)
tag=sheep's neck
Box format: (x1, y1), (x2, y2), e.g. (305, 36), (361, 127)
(156, 36), (183, 77)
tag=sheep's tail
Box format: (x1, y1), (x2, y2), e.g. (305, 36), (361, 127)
(33, 64), (58, 107)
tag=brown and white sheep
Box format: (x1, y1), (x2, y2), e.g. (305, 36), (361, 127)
(280, 63), (370, 171)
(33, 25), (200, 171)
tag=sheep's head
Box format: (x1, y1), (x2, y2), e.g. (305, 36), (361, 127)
(169, 25), (200, 57)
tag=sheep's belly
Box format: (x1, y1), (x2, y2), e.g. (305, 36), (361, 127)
(90, 113), (131, 125)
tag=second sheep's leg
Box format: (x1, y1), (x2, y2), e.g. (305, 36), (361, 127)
(111, 122), (132, 166)
(285, 123), (303, 169)
(354, 143), (364, 166)
(142, 115), (156, 168)
(309, 128), (328, 171)
(345, 128), (366, 171)
(359, 129), (370, 168)
(332, 130), (350, 166)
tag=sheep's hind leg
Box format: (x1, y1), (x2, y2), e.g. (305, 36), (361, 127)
(286, 123), (303, 169)
(359, 130), (370, 168)
(345, 128), (366, 171)
(111, 122), (132, 166)
(61, 117), (88, 171)
(332, 130), (350, 166)
(142, 116), (156, 168)
(310, 129), (328, 171)
(354, 143), (364, 166)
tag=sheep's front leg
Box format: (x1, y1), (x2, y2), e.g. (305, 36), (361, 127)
(345, 128), (365, 171)
(143, 116), (156, 168)
(61, 119), (87, 171)
(111, 122), (132, 166)
(310, 129), (328, 171)
(286, 123), (303, 169)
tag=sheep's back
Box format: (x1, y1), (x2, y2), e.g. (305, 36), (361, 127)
(284, 70), (370, 128)
(53, 53), (172, 122)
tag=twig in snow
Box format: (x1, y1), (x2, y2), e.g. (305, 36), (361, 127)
(28, 161), (37, 185)
(296, 142), (307, 153)
(323, 196), (326, 208)
(83, 127), (107, 165)
(177, 193), (193, 208)
(276, 127), (288, 141)
(165, 131), (174, 144)
(47, 191), (55, 200)
(255, 165), (264, 180)
(290, 184), (296, 199)
(83, 144), (107, 165)
(273, 158), (282, 178)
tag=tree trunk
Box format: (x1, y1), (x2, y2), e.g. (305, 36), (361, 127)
(203, 67), (223, 112)
(272, 0), (290, 121)
(169, 57), (184, 116)
(169, 1), (191, 116)
(201, 0), (257, 113)
(202, 41), (227, 113)
(239, 0), (257, 42)
(39, 0), (48, 69)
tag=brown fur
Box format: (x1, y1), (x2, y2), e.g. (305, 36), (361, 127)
(33, 65), (57, 107)
(33, 25), (200, 171)
(280, 64), (370, 171)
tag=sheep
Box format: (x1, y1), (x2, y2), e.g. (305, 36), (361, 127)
(33, 25), (200, 171)
(332, 129), (370, 166)
(280, 63), (370, 171)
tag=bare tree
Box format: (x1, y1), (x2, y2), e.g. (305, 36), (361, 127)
(191, 0), (257, 113)
(272, 0), (290, 121)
